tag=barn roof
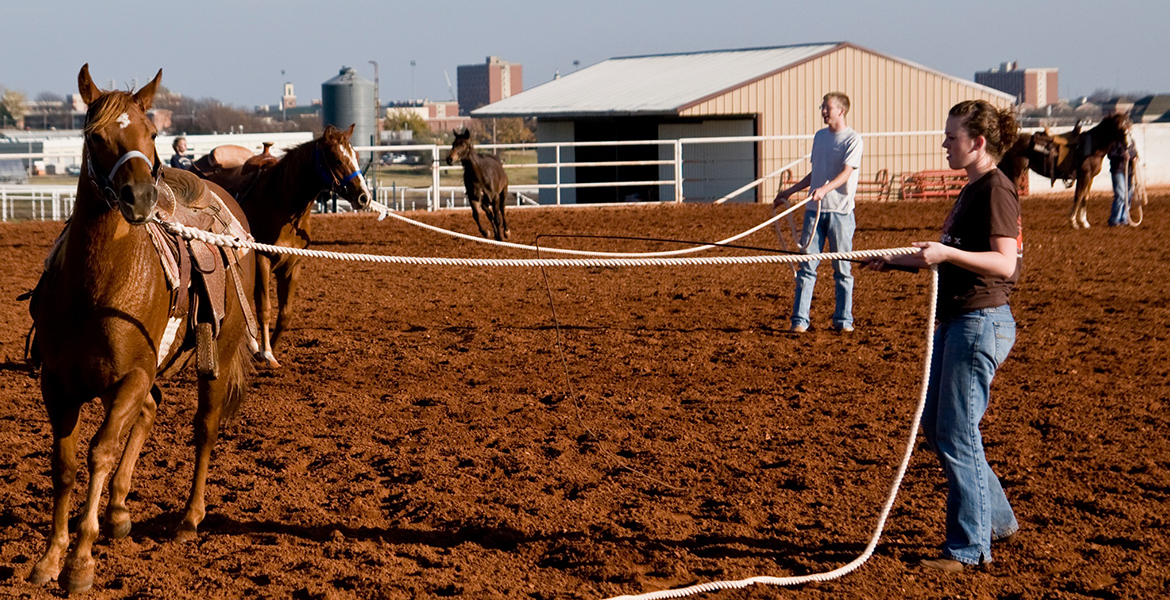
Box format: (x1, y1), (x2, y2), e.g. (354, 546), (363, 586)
(472, 42), (1013, 118)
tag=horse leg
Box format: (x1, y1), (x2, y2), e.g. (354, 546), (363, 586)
(59, 369), (153, 594)
(28, 378), (82, 585)
(270, 258), (301, 352)
(470, 197), (492, 238)
(254, 253), (279, 368)
(497, 190), (510, 240)
(103, 385), (160, 540)
(1076, 174), (1092, 229)
(175, 374), (227, 542)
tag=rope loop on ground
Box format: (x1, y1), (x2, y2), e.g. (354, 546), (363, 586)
(603, 267), (939, 600)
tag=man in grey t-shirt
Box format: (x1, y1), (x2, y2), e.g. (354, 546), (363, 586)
(773, 92), (863, 333)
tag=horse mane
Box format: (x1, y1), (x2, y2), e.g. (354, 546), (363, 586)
(83, 91), (136, 135)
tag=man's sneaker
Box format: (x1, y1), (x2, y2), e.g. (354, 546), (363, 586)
(833, 324), (855, 332)
(789, 324), (808, 333)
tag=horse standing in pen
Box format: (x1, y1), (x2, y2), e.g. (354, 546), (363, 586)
(205, 124), (373, 368)
(446, 128), (511, 241)
(998, 112), (1131, 229)
(23, 65), (256, 594)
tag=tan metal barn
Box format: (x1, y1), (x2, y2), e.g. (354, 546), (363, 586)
(474, 42), (1015, 203)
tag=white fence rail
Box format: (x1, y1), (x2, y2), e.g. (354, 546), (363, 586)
(3, 123), (1167, 222)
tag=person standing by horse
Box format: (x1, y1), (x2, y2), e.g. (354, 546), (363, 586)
(1107, 134), (1139, 227)
(773, 92), (863, 333)
(171, 136), (193, 170)
(865, 99), (1023, 573)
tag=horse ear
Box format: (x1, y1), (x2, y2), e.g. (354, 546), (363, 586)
(345, 123), (355, 139)
(133, 69), (162, 111)
(78, 64), (101, 105)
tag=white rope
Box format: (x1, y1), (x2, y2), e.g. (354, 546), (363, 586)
(159, 211), (939, 599)
(1128, 161), (1148, 227)
(603, 267), (939, 600)
(368, 198), (812, 258)
(156, 217), (915, 268)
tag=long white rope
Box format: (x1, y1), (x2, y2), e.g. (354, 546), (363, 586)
(603, 267), (939, 600)
(159, 213), (937, 600)
(367, 198), (812, 258)
(157, 218), (917, 268)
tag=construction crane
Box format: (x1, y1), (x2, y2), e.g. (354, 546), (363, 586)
(443, 70), (456, 102)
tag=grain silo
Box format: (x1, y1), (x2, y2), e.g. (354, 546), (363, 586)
(322, 66), (375, 162)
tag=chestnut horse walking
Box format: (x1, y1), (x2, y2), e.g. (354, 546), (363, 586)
(231, 125), (371, 368)
(446, 129), (510, 241)
(998, 113), (1131, 229)
(25, 66), (256, 593)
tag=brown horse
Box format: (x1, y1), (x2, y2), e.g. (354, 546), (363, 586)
(234, 124), (371, 368)
(998, 113), (1131, 229)
(446, 129), (510, 240)
(25, 65), (256, 593)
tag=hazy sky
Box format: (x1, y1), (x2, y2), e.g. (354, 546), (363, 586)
(3, 0), (1167, 108)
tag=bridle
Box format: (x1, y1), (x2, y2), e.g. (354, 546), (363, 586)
(84, 134), (162, 209)
(312, 140), (361, 197)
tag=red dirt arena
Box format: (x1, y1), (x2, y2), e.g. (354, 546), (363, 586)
(0, 191), (1167, 600)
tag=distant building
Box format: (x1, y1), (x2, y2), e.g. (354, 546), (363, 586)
(386, 100), (474, 133)
(975, 62), (1058, 107)
(1130, 95), (1170, 122)
(282, 82), (297, 109)
(457, 56), (522, 116)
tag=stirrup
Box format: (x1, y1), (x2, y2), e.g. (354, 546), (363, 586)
(195, 322), (219, 379)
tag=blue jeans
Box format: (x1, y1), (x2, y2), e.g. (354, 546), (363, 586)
(1109, 170), (1132, 226)
(922, 304), (1019, 564)
(792, 210), (854, 329)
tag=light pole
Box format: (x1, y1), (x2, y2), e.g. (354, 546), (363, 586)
(369, 60), (380, 193)
(410, 60), (417, 101)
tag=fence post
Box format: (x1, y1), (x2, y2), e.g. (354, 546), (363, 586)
(431, 144), (441, 212)
(674, 139), (684, 203)
(555, 145), (562, 205)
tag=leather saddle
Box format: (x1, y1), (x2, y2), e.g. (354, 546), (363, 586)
(1031, 122), (1085, 187)
(193, 142), (278, 199)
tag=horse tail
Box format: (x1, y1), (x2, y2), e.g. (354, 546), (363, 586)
(221, 335), (253, 421)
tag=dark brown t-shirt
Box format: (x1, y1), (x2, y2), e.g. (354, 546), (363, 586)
(936, 168), (1023, 321)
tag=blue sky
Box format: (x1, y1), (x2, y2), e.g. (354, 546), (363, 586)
(3, 0), (1167, 108)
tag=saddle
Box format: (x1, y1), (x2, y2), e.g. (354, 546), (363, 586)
(153, 167), (257, 377)
(1030, 122), (1088, 187)
(193, 142), (278, 199)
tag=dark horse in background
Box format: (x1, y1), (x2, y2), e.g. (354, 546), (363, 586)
(24, 65), (256, 593)
(998, 113), (1131, 229)
(199, 124), (371, 368)
(446, 128), (510, 241)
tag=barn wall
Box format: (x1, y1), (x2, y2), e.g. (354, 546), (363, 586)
(680, 44), (1015, 201)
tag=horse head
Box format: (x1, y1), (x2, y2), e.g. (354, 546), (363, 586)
(1100, 112), (1132, 147)
(316, 124), (371, 210)
(445, 128), (473, 165)
(78, 64), (162, 224)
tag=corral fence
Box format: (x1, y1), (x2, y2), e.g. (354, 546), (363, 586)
(3, 123), (1167, 222)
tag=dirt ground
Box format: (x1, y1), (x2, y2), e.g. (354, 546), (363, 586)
(0, 191), (1167, 600)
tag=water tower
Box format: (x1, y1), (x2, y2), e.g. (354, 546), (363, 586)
(321, 66), (375, 162)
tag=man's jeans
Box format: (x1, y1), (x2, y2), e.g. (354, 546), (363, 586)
(1109, 170), (1132, 226)
(791, 210), (854, 330)
(922, 304), (1019, 564)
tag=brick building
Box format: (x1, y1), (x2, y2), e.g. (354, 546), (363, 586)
(456, 56), (522, 116)
(975, 62), (1059, 108)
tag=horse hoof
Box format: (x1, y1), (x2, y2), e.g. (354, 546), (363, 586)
(107, 518), (132, 539)
(175, 525), (198, 543)
(59, 559), (94, 595)
(27, 564), (57, 585)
